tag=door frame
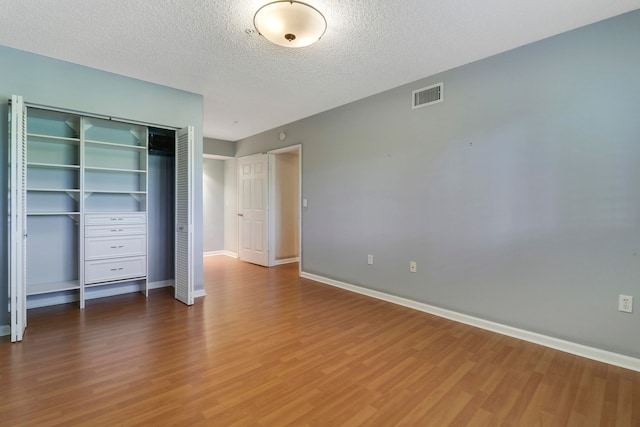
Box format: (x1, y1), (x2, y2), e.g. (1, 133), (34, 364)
(267, 144), (302, 272)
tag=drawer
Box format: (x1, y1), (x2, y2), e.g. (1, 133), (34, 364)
(85, 256), (146, 284)
(85, 224), (146, 237)
(85, 235), (146, 260)
(85, 213), (146, 226)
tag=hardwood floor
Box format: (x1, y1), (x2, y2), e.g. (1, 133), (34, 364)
(1, 256), (639, 426)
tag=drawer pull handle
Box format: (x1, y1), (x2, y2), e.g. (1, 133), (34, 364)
(110, 246), (117, 249)
(109, 245), (125, 249)
(110, 229), (118, 232)
(109, 267), (125, 271)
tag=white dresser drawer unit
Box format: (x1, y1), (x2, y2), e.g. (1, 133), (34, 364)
(85, 224), (146, 237)
(85, 256), (147, 284)
(85, 213), (146, 226)
(85, 235), (146, 260)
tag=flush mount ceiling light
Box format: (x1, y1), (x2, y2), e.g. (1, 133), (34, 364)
(253, 1), (327, 48)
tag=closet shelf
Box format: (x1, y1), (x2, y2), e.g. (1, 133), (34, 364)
(85, 139), (146, 150)
(84, 166), (147, 173)
(15, 102), (149, 314)
(27, 162), (80, 170)
(84, 190), (146, 194)
(27, 133), (79, 143)
(27, 211), (81, 216)
(27, 188), (80, 192)
(27, 280), (80, 296)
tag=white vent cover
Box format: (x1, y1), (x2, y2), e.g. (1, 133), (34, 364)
(412, 82), (443, 109)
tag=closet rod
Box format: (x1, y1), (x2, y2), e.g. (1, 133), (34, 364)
(21, 100), (179, 131)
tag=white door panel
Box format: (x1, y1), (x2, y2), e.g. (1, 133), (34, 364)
(238, 154), (269, 266)
(175, 126), (194, 305)
(9, 95), (27, 342)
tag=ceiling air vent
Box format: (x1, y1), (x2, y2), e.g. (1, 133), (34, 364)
(412, 82), (443, 109)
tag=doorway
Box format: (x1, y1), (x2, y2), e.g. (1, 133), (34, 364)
(268, 145), (301, 267)
(237, 145), (301, 269)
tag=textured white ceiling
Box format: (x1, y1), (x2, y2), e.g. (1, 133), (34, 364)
(1, 1), (639, 141)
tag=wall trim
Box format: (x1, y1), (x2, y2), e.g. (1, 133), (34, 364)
(204, 250), (238, 258)
(274, 257), (299, 266)
(149, 280), (174, 289)
(203, 153), (233, 160)
(150, 279), (205, 298)
(0, 325), (10, 337)
(204, 250), (225, 257)
(299, 271), (640, 372)
(85, 283), (147, 301)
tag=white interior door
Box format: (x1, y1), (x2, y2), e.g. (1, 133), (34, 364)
(9, 95), (27, 342)
(175, 126), (194, 305)
(238, 154), (269, 266)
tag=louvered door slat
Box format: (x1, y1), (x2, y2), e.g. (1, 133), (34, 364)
(174, 126), (194, 305)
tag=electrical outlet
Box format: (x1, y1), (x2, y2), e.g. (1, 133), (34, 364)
(409, 261), (417, 273)
(367, 255), (373, 265)
(619, 295), (633, 313)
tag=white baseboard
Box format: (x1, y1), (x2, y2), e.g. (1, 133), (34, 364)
(149, 279), (205, 298)
(0, 325), (10, 337)
(85, 283), (147, 301)
(274, 257), (299, 265)
(204, 250), (238, 259)
(149, 280), (174, 289)
(300, 271), (640, 372)
(204, 250), (225, 257)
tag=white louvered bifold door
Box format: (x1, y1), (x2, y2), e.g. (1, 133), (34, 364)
(175, 126), (194, 305)
(9, 95), (27, 342)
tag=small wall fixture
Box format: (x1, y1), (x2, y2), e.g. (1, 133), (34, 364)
(254, 1), (326, 48)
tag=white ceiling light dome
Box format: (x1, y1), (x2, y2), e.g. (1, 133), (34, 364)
(253, 1), (327, 48)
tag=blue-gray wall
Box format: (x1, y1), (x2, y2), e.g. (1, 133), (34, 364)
(236, 11), (640, 358)
(204, 137), (235, 158)
(148, 153), (175, 283)
(224, 159), (239, 255)
(1, 45), (204, 327)
(202, 137), (234, 255)
(203, 158), (225, 252)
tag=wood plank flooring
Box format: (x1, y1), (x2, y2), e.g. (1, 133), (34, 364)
(1, 256), (639, 426)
